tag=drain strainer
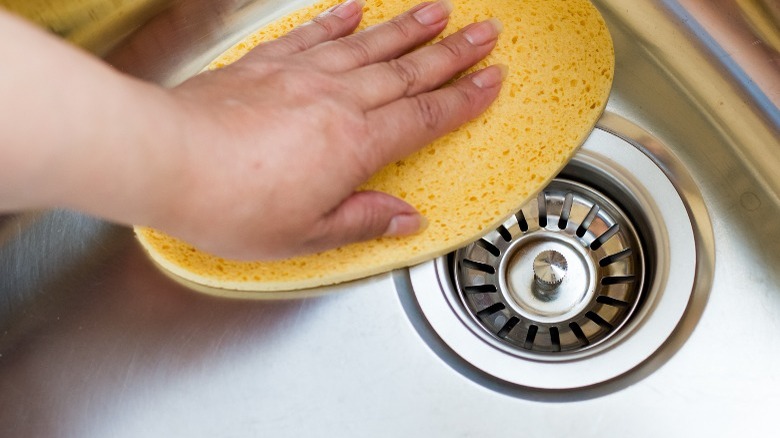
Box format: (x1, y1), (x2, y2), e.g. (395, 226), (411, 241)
(454, 180), (644, 357)
(404, 127), (700, 390)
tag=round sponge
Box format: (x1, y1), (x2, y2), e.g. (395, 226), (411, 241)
(135, 0), (614, 292)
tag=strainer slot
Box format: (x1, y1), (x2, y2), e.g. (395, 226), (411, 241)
(596, 295), (630, 308)
(569, 322), (589, 346)
(524, 325), (539, 349)
(476, 238), (501, 257)
(586, 311), (614, 330)
(497, 225), (513, 242)
(550, 327), (561, 352)
(590, 223), (620, 250)
(516, 211), (529, 232)
(464, 284), (497, 294)
(462, 259), (496, 274)
(537, 192), (548, 228)
(558, 193), (575, 230)
(599, 248), (633, 267)
(601, 275), (635, 286)
(576, 204), (600, 238)
(476, 303), (505, 317)
(497, 317), (520, 338)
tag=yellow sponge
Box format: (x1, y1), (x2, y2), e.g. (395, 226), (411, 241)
(135, 0), (614, 292)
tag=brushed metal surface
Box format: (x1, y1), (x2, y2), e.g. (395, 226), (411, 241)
(0, 0), (779, 436)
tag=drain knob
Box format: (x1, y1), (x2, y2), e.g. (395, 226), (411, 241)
(533, 250), (568, 291)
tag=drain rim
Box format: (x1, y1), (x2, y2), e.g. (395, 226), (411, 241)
(407, 128), (698, 390)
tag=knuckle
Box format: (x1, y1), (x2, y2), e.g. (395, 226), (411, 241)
(336, 37), (373, 66)
(309, 14), (336, 36)
(387, 59), (422, 95)
(279, 15), (336, 53)
(413, 95), (445, 131)
(355, 210), (385, 241)
(308, 205), (381, 251)
(454, 83), (479, 107)
(439, 38), (464, 59)
(281, 30), (312, 52)
(386, 16), (413, 40)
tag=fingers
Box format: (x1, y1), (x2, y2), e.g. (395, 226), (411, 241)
(343, 18), (502, 110)
(303, 65), (506, 252)
(307, 191), (426, 252)
(245, 0), (365, 59)
(297, 0), (454, 72)
(362, 64), (507, 168)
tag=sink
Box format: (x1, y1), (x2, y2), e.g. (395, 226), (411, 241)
(0, 0), (778, 436)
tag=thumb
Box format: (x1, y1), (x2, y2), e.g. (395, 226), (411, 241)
(312, 191), (427, 251)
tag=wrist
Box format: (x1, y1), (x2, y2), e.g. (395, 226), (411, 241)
(0, 10), (188, 226)
(64, 78), (191, 229)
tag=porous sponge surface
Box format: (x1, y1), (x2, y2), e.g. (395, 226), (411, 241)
(136, 0), (614, 292)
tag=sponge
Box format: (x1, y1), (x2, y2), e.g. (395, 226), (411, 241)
(135, 0), (614, 292)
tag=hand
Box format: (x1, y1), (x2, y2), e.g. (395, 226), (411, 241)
(0, 1), (502, 261)
(150, 0), (505, 260)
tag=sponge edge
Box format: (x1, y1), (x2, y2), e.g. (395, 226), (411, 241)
(135, 0), (615, 292)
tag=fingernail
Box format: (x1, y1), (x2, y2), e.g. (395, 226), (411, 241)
(471, 64), (509, 89)
(413, 0), (454, 26)
(332, 0), (365, 19)
(463, 18), (503, 45)
(384, 213), (428, 237)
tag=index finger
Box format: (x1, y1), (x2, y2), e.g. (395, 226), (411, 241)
(296, 1), (453, 72)
(243, 0), (364, 59)
(362, 65), (507, 171)
(341, 19), (501, 110)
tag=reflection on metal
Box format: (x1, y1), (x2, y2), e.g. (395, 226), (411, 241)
(532, 250), (568, 291)
(0, 0), (170, 53)
(675, 0), (779, 108)
(0, 0), (320, 85)
(0, 0), (778, 435)
(736, 0), (780, 52)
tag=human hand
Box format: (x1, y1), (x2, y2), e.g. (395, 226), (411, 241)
(145, 0), (505, 260)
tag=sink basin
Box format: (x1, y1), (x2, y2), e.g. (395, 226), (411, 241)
(0, 0), (778, 436)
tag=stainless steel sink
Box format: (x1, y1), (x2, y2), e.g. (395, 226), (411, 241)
(1, 0), (778, 436)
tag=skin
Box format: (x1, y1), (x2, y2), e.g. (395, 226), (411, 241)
(0, 0), (504, 260)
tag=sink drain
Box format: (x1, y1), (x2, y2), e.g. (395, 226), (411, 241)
(454, 179), (644, 356)
(404, 126), (701, 390)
